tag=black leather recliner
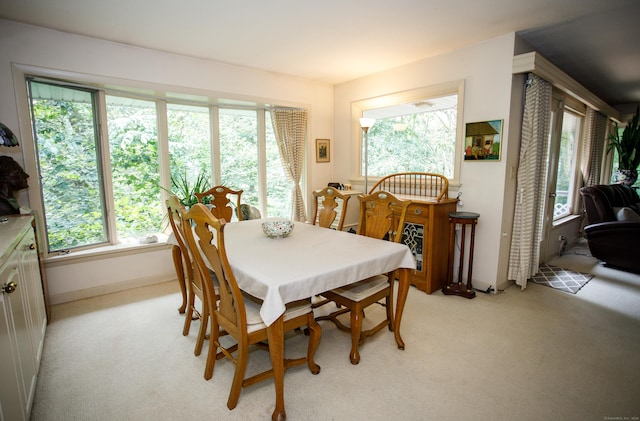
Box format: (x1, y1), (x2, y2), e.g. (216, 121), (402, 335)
(580, 184), (640, 273)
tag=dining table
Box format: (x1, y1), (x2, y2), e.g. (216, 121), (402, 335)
(171, 218), (416, 420)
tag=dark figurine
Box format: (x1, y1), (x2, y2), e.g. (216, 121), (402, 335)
(0, 156), (29, 215)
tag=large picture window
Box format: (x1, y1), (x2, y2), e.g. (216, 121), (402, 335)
(167, 103), (212, 193)
(28, 80), (109, 251)
(219, 109), (259, 206)
(353, 81), (464, 186)
(106, 96), (162, 242)
(26, 77), (296, 254)
(362, 95), (458, 179)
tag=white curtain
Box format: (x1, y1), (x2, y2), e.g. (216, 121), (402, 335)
(507, 74), (552, 289)
(578, 107), (608, 234)
(270, 108), (307, 222)
(580, 107), (608, 187)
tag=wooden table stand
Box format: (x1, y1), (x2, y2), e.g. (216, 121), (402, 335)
(443, 212), (479, 299)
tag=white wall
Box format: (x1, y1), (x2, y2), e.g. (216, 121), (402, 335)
(0, 20), (335, 303)
(333, 33), (520, 291)
(44, 246), (177, 304)
(0, 20), (522, 300)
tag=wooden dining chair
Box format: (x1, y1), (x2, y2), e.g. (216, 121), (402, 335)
(166, 199), (187, 315)
(310, 187), (352, 311)
(195, 185), (244, 222)
(182, 203), (321, 410)
(317, 190), (410, 364)
(166, 195), (209, 357)
(312, 186), (351, 231)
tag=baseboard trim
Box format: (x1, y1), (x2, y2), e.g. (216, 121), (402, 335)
(49, 274), (176, 305)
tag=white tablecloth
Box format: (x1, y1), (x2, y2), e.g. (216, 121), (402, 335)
(223, 220), (416, 326)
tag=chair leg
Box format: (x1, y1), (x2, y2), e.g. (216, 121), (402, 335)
(387, 278), (395, 332)
(194, 302), (208, 356)
(349, 306), (364, 365)
(172, 246), (187, 314)
(204, 319), (220, 380)
(182, 291), (195, 336)
(227, 343), (249, 410)
(306, 315), (322, 374)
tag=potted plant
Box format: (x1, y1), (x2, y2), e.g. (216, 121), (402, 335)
(608, 106), (640, 185)
(168, 170), (211, 207)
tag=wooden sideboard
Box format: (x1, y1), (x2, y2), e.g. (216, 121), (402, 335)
(398, 195), (458, 294)
(369, 172), (457, 294)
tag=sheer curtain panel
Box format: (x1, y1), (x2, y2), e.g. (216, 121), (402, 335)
(507, 74), (552, 289)
(271, 108), (307, 221)
(580, 108), (607, 187)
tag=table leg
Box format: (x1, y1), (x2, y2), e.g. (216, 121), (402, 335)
(349, 307), (363, 364)
(171, 245), (187, 314)
(394, 268), (410, 350)
(266, 315), (286, 421)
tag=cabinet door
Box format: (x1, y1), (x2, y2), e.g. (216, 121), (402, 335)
(0, 258), (27, 421)
(18, 230), (46, 367)
(403, 204), (430, 276)
(402, 222), (424, 272)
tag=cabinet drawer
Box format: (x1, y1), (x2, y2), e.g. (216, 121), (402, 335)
(405, 203), (430, 222)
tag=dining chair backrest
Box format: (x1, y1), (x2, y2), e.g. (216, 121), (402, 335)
(182, 203), (247, 335)
(166, 195), (192, 282)
(167, 195), (210, 355)
(168, 195), (209, 303)
(312, 187), (351, 231)
(195, 185), (244, 222)
(357, 190), (411, 243)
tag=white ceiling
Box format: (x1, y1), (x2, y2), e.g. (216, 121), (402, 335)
(2, 0), (639, 107)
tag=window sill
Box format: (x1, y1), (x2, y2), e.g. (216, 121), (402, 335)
(44, 234), (172, 267)
(552, 214), (581, 228)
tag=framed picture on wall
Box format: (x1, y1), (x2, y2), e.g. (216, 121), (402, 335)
(316, 138), (330, 163)
(464, 120), (503, 161)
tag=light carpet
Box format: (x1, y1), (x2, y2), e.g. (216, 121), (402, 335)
(30, 261), (640, 421)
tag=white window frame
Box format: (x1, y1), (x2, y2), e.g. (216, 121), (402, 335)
(546, 92), (586, 224)
(349, 80), (465, 188)
(13, 63), (306, 258)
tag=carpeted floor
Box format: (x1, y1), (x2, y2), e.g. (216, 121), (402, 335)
(530, 263), (594, 294)
(29, 240), (640, 420)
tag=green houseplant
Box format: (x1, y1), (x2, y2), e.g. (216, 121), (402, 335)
(168, 170), (211, 207)
(607, 106), (640, 185)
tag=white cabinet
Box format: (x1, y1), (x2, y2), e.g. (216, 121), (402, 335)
(18, 226), (47, 366)
(0, 216), (47, 421)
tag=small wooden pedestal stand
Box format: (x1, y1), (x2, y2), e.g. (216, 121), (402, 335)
(443, 212), (479, 299)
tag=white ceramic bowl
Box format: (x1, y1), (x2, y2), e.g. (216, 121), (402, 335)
(261, 218), (294, 239)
